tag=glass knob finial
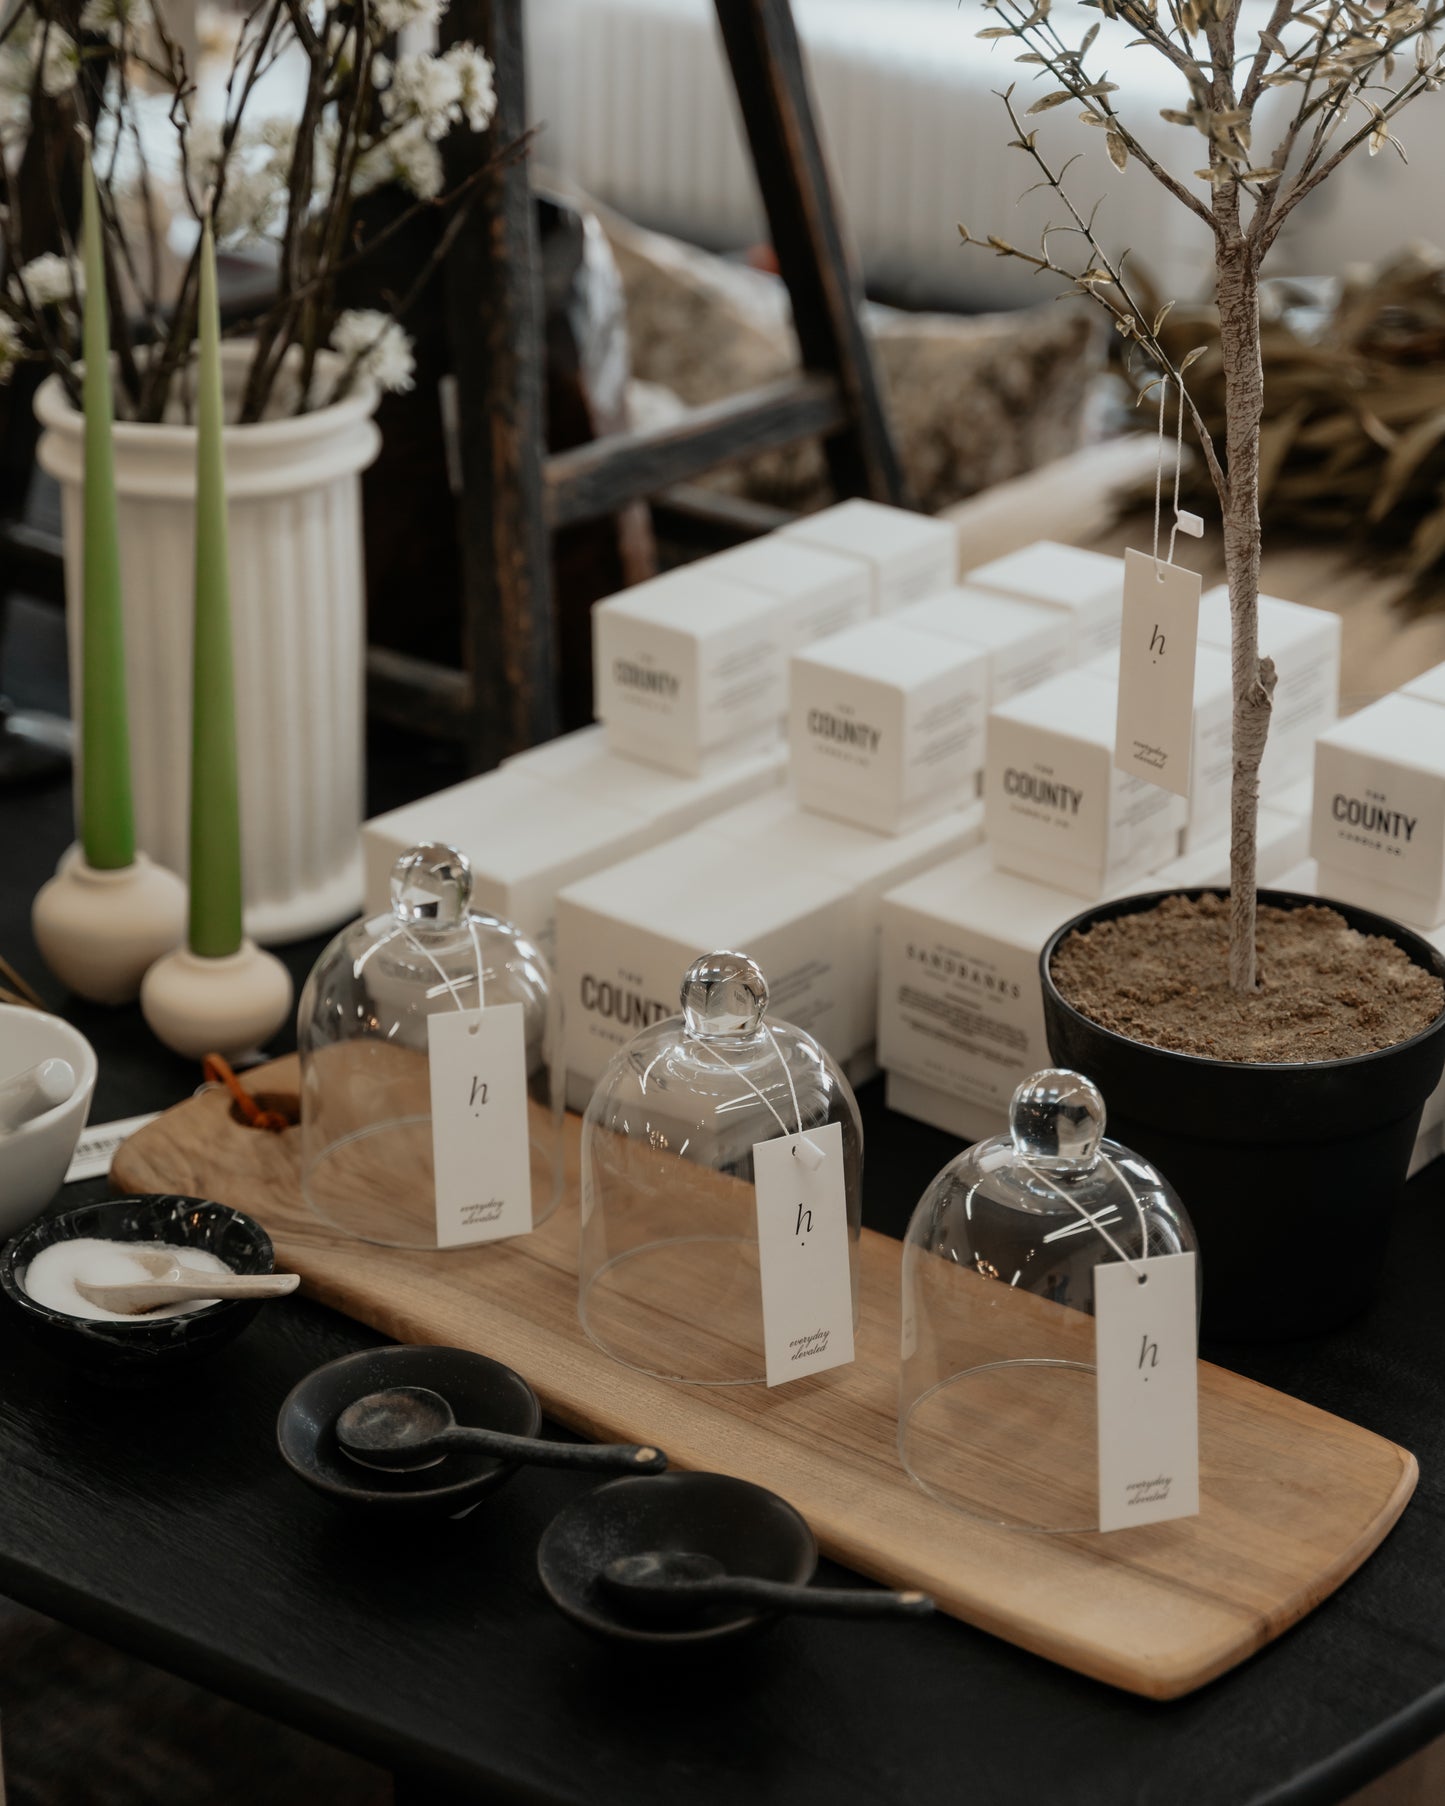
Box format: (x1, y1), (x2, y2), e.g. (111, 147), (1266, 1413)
(1008, 1069), (1105, 1170)
(390, 843), (473, 929)
(681, 950), (768, 1038)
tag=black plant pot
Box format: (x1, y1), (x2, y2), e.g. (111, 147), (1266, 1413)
(1040, 888), (1445, 1341)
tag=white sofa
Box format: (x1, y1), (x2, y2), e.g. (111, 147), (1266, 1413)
(525, 0), (1444, 309)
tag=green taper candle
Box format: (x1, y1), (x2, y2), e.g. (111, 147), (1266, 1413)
(79, 153), (135, 869)
(186, 214), (244, 958)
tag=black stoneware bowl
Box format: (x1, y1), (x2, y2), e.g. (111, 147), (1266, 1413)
(277, 1343), (543, 1518)
(537, 1471), (817, 1647)
(0, 1193), (277, 1385)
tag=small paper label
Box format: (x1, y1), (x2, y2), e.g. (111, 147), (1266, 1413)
(427, 1005), (534, 1248)
(1095, 1251), (1200, 1532)
(753, 1121), (854, 1387)
(1115, 548), (1202, 798)
(65, 1114), (161, 1184)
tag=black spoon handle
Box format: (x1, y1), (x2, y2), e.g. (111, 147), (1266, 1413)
(436, 1428), (667, 1473)
(680, 1580), (934, 1619)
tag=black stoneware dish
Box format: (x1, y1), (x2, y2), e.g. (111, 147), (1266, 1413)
(277, 1343), (543, 1518)
(537, 1471), (817, 1647)
(0, 1194), (277, 1385)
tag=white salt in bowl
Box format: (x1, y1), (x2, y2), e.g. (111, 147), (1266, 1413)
(0, 1005), (98, 1237)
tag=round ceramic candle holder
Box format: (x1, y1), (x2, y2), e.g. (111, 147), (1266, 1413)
(31, 848), (187, 1005)
(140, 940), (293, 1061)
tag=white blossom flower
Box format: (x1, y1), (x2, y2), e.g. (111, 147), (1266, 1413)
(0, 45), (30, 147)
(330, 309), (415, 394)
(372, 0), (449, 34)
(354, 117), (443, 199)
(11, 251), (83, 308)
(0, 314), (22, 382)
(382, 50), (465, 141)
(79, 0), (153, 42)
(186, 120), (288, 244)
(442, 42), (495, 133)
(37, 25), (78, 97)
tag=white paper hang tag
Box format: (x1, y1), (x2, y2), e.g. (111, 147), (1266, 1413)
(427, 1004), (534, 1248)
(1114, 547), (1202, 799)
(1094, 1251), (1200, 1532)
(753, 1121), (855, 1387)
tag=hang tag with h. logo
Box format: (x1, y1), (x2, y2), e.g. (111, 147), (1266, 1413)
(1094, 1250), (1200, 1531)
(427, 1004), (534, 1247)
(1114, 548), (1202, 799)
(753, 1121), (855, 1387)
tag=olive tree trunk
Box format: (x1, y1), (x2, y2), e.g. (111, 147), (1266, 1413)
(1214, 231), (1277, 993)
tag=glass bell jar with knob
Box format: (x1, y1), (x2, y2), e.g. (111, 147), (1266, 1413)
(298, 842), (564, 1250)
(579, 949), (863, 1386)
(899, 1068), (1198, 1534)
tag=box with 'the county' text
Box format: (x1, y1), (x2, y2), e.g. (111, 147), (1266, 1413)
(788, 620), (989, 835)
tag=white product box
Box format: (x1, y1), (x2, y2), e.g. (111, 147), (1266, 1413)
(1146, 802), (1312, 891)
(557, 798), (985, 1108)
(877, 846), (1091, 1143)
(556, 828), (856, 1112)
(965, 541), (1125, 659)
(1273, 858), (1319, 893)
(710, 791), (985, 1057)
(501, 724), (785, 840)
(885, 1071), (1003, 1146)
(1311, 693), (1445, 930)
(592, 568), (788, 775)
(362, 768), (658, 967)
(702, 536), (873, 648)
(1403, 660), (1445, 707)
(1081, 643), (1234, 853)
(893, 587), (1074, 704)
(1198, 586), (1341, 789)
(984, 672), (1187, 898)
(789, 621), (989, 835)
(781, 499), (957, 613)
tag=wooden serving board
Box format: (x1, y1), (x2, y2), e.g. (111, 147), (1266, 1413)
(113, 1056), (1416, 1700)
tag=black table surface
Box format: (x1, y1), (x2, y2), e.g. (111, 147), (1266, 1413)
(5, 759), (1445, 1806)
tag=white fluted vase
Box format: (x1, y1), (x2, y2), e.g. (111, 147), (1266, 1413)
(35, 344), (381, 945)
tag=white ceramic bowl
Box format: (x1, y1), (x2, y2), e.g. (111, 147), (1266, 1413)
(0, 1006), (99, 1238)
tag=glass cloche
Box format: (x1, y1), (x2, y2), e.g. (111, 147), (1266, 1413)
(298, 842), (563, 1249)
(899, 1069), (1198, 1533)
(580, 950), (863, 1386)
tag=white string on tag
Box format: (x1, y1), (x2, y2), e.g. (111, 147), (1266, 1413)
(691, 1024), (826, 1171)
(1023, 1153), (1151, 1281)
(399, 918), (486, 1022)
(1151, 375), (1189, 582)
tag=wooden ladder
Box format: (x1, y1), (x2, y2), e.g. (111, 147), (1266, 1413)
(391, 0), (908, 772)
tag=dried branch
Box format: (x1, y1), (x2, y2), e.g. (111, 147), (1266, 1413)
(964, 84), (1228, 506)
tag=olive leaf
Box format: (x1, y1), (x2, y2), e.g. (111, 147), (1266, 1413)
(1027, 90), (1075, 112)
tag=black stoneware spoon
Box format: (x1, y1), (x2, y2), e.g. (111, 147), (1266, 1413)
(335, 1385), (667, 1475)
(599, 1551), (935, 1627)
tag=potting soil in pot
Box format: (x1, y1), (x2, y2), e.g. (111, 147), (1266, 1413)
(1051, 893), (1443, 1062)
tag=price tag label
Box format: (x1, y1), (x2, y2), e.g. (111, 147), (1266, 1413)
(1114, 547), (1202, 798)
(753, 1121), (855, 1387)
(65, 1113), (162, 1184)
(427, 1004), (534, 1248)
(1095, 1251), (1200, 1532)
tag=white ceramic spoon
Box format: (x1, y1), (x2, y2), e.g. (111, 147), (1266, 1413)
(73, 1246), (299, 1314)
